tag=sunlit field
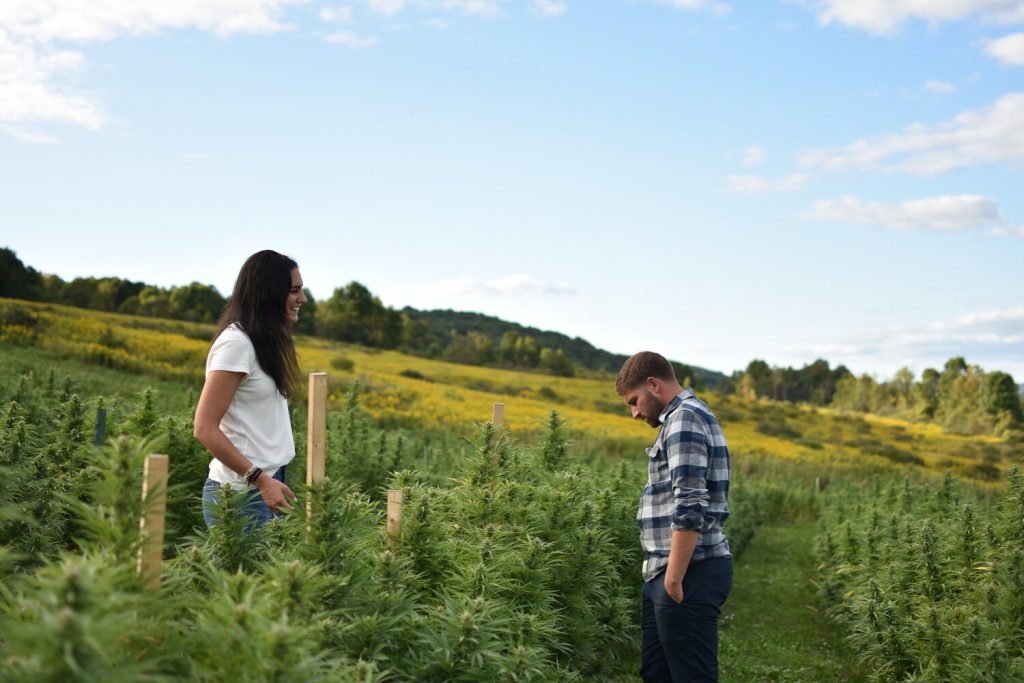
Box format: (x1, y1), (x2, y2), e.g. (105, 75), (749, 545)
(1, 297), (1010, 484)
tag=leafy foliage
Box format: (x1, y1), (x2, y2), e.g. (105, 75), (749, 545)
(0, 364), (799, 681)
(814, 469), (1024, 681)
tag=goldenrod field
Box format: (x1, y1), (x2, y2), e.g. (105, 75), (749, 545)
(0, 297), (1007, 480)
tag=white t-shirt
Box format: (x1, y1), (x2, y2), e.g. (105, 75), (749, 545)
(205, 323), (295, 489)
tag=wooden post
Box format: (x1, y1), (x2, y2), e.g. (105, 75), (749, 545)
(815, 477), (823, 493)
(490, 403), (504, 468)
(93, 407), (107, 446)
(306, 373), (328, 528)
(137, 454), (169, 591)
(387, 489), (403, 545)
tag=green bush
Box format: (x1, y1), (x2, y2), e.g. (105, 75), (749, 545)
(330, 355), (355, 372)
(398, 368), (429, 381)
(755, 419), (802, 440)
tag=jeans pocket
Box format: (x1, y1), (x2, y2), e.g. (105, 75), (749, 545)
(660, 586), (685, 606)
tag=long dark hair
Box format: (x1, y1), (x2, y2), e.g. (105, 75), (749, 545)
(215, 250), (300, 398)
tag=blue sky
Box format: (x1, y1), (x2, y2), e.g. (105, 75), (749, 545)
(1, 0), (1022, 380)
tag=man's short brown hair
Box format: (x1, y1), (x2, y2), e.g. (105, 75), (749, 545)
(616, 351), (677, 395)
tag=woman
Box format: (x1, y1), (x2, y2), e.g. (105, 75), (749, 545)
(194, 250), (306, 528)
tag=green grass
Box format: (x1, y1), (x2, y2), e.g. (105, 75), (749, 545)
(720, 521), (863, 683)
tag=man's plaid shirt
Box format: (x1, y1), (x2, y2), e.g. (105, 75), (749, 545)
(638, 389), (731, 582)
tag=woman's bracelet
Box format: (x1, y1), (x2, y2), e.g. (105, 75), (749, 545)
(243, 465), (264, 487)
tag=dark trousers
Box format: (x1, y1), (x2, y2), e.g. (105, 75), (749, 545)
(640, 556), (733, 683)
(201, 465), (287, 530)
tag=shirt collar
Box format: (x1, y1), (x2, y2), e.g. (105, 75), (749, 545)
(658, 388), (695, 424)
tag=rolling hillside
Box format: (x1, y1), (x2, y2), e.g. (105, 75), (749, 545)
(401, 306), (729, 385)
(1, 296), (1014, 481)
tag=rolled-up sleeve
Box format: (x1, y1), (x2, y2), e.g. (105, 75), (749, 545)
(662, 409), (711, 532)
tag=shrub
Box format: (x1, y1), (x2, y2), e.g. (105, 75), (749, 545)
(0, 324), (36, 346)
(398, 368), (429, 382)
(330, 355), (355, 372)
(872, 444), (923, 466)
(0, 303), (39, 328)
(966, 461), (1001, 481)
(538, 386), (559, 401)
(754, 420), (802, 440)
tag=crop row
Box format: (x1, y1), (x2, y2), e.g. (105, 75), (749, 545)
(815, 471), (1024, 682)
(0, 368), (809, 681)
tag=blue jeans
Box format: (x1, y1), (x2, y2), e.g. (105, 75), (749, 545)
(202, 466), (287, 530)
(641, 556), (733, 682)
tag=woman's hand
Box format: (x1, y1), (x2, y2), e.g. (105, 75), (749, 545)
(255, 473), (297, 514)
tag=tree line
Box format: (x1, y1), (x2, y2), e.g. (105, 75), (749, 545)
(5, 246), (1019, 433)
(0, 248), (576, 376)
(729, 356), (1022, 436)
(1, 248), (227, 324)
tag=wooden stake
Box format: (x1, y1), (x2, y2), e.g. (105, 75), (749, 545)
(307, 373), (328, 528)
(137, 454), (169, 591)
(490, 403), (504, 468)
(387, 489), (403, 545)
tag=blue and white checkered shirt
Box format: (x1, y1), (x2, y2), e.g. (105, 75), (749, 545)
(638, 389), (731, 582)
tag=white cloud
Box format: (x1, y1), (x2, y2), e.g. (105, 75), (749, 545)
(640, 0), (733, 14)
(320, 4), (354, 22)
(0, 1), (308, 134)
(799, 92), (1024, 175)
(723, 173), (808, 193)
(180, 151), (212, 161)
(0, 1), (305, 43)
(1, 124), (57, 143)
(529, 0), (567, 17)
(778, 306), (1024, 378)
(741, 145), (766, 165)
(0, 32), (104, 131)
(986, 32), (1024, 65)
(800, 194), (1005, 233)
(442, 0), (503, 16)
(932, 307), (1024, 332)
(366, 0), (405, 17)
(811, 0), (1024, 36)
(428, 274), (576, 297)
(989, 225), (1024, 237)
(325, 30), (377, 47)
(924, 80), (956, 94)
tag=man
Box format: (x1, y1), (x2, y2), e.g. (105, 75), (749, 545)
(616, 351), (732, 683)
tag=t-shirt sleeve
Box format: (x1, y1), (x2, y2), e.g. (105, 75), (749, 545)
(207, 329), (254, 375)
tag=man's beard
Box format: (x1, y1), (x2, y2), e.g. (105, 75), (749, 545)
(643, 388), (665, 427)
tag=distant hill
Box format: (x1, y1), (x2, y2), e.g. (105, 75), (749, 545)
(1, 245), (729, 386)
(402, 307), (729, 388)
